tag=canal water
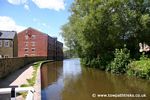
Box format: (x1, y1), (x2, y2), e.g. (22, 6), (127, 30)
(41, 58), (150, 100)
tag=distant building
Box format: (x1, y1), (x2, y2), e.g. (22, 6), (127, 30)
(18, 27), (63, 60)
(0, 31), (18, 58)
(47, 36), (57, 59)
(56, 41), (63, 60)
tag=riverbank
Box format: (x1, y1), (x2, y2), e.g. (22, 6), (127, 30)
(0, 60), (52, 100)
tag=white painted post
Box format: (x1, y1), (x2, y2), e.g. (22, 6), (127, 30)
(0, 87), (35, 100)
(11, 87), (16, 100)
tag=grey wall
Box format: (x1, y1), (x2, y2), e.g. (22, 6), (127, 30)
(0, 57), (47, 78)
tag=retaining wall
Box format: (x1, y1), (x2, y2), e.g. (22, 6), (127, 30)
(0, 57), (47, 78)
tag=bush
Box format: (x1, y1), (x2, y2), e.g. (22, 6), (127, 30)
(127, 57), (150, 79)
(110, 47), (130, 74)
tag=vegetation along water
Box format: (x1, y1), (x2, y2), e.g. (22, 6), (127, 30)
(61, 0), (150, 79)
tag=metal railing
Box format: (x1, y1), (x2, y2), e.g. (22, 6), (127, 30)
(0, 86), (35, 100)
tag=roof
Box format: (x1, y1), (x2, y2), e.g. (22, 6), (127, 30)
(0, 31), (16, 39)
(18, 27), (47, 36)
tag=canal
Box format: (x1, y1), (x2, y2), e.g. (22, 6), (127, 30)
(41, 58), (150, 100)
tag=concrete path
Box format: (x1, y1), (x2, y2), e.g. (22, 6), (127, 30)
(0, 63), (41, 100)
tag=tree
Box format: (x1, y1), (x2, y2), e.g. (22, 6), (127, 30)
(61, 0), (150, 68)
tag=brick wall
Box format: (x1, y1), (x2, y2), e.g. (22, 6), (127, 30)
(0, 57), (47, 78)
(18, 27), (48, 57)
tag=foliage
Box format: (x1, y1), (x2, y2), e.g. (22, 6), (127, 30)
(140, 52), (148, 60)
(110, 47), (130, 74)
(61, 0), (150, 68)
(127, 56), (150, 79)
(64, 49), (78, 58)
(26, 61), (42, 86)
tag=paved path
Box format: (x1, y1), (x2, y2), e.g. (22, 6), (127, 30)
(0, 63), (41, 100)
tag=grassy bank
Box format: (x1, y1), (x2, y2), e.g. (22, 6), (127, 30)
(127, 58), (150, 79)
(21, 61), (43, 87)
(19, 61), (43, 97)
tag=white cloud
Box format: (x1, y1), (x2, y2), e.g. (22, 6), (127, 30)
(0, 16), (26, 32)
(24, 4), (30, 10)
(7, 0), (30, 11)
(32, 0), (65, 11)
(7, 0), (27, 5)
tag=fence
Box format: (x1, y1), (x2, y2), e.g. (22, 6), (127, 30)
(0, 86), (34, 100)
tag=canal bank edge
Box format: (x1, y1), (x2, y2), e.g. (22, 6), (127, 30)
(34, 60), (53, 100)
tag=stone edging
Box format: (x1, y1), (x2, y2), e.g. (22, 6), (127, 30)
(34, 60), (53, 100)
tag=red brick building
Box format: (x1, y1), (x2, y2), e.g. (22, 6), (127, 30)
(18, 27), (63, 60)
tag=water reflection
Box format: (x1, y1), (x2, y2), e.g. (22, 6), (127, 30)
(41, 58), (150, 100)
(41, 61), (63, 100)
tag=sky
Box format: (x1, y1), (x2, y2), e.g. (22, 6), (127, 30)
(0, 0), (74, 43)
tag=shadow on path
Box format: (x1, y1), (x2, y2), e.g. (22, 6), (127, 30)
(0, 64), (33, 100)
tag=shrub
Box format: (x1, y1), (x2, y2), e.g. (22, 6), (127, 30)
(110, 47), (130, 74)
(127, 57), (150, 79)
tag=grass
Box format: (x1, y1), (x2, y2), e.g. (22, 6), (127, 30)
(19, 61), (44, 98)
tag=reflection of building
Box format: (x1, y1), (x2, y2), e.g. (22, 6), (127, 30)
(41, 64), (49, 88)
(0, 31), (18, 58)
(18, 27), (63, 60)
(41, 61), (63, 89)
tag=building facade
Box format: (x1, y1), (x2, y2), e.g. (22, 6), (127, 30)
(18, 27), (48, 57)
(18, 27), (63, 60)
(56, 41), (63, 60)
(0, 31), (18, 58)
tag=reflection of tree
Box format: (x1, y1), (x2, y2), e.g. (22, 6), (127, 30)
(105, 72), (150, 100)
(62, 65), (150, 100)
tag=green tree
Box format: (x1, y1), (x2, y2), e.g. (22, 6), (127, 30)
(61, 0), (150, 68)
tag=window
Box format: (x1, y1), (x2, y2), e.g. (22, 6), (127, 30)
(24, 54), (28, 57)
(25, 35), (28, 40)
(32, 35), (36, 39)
(0, 40), (2, 47)
(10, 41), (13, 47)
(4, 40), (9, 47)
(4, 55), (8, 58)
(25, 30), (28, 34)
(25, 48), (28, 52)
(31, 48), (35, 51)
(31, 42), (35, 46)
(25, 42), (28, 46)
